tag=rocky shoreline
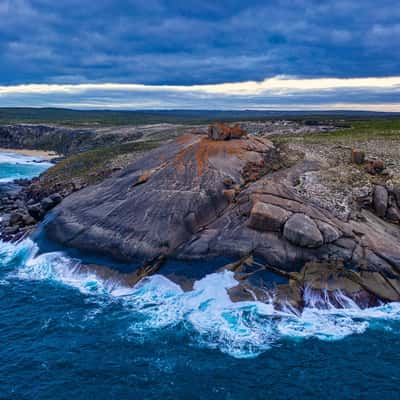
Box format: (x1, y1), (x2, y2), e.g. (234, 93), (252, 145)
(1, 120), (400, 311)
(0, 177), (66, 242)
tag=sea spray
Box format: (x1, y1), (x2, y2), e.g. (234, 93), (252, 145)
(2, 238), (400, 358)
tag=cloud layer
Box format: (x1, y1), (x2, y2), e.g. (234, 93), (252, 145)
(0, 0), (399, 109)
(1, 76), (399, 111)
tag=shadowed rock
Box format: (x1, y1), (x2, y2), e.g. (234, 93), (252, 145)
(393, 186), (400, 207)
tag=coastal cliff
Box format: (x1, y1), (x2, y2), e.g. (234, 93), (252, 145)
(0, 125), (95, 155)
(0, 123), (189, 156)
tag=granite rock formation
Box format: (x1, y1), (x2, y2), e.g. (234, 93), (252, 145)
(43, 129), (400, 308)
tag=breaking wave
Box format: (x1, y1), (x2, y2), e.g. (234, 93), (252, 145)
(2, 238), (400, 359)
(0, 151), (52, 182)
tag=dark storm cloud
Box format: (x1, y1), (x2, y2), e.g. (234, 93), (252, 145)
(0, 0), (399, 109)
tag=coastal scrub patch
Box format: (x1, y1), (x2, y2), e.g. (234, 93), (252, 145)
(42, 140), (162, 186)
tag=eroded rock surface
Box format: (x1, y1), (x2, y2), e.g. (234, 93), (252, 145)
(44, 130), (400, 309)
(46, 133), (279, 260)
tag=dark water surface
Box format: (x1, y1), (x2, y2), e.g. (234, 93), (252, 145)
(1, 152), (400, 400)
(1, 265), (400, 400)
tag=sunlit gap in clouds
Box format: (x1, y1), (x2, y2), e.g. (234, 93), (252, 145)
(0, 76), (399, 111)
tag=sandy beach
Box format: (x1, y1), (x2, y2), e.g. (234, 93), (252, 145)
(0, 148), (59, 159)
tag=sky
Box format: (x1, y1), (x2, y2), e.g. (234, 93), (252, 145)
(0, 0), (399, 110)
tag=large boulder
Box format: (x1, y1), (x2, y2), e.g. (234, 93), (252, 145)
(208, 123), (246, 141)
(317, 220), (341, 243)
(283, 213), (324, 248)
(296, 261), (400, 306)
(248, 202), (291, 232)
(373, 185), (388, 218)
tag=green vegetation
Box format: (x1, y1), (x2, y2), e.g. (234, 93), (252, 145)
(44, 140), (161, 185)
(276, 119), (400, 144)
(1, 107), (399, 127)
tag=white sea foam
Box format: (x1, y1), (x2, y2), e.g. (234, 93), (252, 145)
(0, 152), (49, 165)
(0, 151), (53, 182)
(2, 238), (400, 358)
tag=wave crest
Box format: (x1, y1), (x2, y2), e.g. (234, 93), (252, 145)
(2, 239), (400, 358)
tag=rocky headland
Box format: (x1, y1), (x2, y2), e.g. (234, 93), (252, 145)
(2, 119), (400, 311)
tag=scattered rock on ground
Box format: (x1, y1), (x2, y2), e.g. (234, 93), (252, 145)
(351, 149), (365, 165)
(366, 159), (385, 175)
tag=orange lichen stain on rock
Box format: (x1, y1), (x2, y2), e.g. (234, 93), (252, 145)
(133, 161), (169, 187)
(172, 135), (246, 177)
(176, 133), (196, 145)
(173, 146), (190, 174)
(194, 137), (245, 176)
(138, 170), (152, 184)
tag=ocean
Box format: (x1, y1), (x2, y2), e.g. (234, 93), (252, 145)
(0, 152), (52, 183)
(1, 152), (400, 399)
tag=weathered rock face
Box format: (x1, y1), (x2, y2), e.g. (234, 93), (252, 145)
(387, 205), (400, 223)
(46, 133), (278, 260)
(0, 125), (94, 155)
(44, 131), (400, 308)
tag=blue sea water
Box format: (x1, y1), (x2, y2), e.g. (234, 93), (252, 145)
(1, 153), (400, 400)
(0, 152), (52, 182)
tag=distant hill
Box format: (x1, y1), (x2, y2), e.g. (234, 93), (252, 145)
(0, 107), (400, 127)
